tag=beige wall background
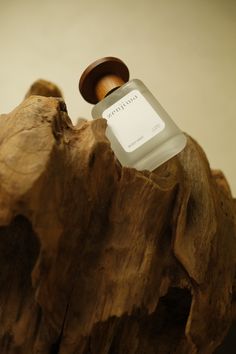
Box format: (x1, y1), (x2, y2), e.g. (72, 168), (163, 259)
(0, 0), (235, 195)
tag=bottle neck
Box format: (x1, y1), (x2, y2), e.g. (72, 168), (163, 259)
(95, 74), (125, 101)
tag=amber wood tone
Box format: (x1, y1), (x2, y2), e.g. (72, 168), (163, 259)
(0, 79), (236, 354)
(95, 74), (125, 101)
(79, 56), (129, 104)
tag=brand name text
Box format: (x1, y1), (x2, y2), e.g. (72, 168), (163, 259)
(107, 94), (138, 119)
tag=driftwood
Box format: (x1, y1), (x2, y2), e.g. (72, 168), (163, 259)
(0, 80), (235, 354)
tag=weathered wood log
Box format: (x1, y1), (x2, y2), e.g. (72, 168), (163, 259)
(0, 80), (235, 354)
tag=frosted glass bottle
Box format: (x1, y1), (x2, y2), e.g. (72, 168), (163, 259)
(79, 57), (186, 171)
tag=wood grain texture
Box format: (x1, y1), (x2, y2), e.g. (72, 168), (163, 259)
(0, 80), (235, 354)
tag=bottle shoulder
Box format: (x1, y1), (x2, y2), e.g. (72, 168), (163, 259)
(123, 78), (147, 91)
(92, 79), (149, 118)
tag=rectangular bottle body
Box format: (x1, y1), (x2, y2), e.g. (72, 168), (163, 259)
(92, 79), (186, 171)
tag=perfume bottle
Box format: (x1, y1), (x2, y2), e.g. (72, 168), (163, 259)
(79, 57), (186, 171)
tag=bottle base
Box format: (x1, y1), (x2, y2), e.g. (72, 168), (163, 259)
(131, 133), (187, 171)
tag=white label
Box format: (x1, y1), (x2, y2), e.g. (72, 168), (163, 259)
(102, 90), (165, 152)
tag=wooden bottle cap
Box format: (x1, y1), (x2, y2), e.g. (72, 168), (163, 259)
(79, 57), (130, 104)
